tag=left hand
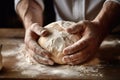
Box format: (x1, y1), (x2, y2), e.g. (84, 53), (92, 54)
(62, 20), (107, 65)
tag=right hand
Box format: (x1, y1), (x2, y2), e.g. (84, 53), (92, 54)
(24, 23), (54, 65)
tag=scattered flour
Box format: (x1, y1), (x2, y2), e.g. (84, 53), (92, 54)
(13, 44), (103, 79)
(1, 35), (120, 79)
(0, 39), (104, 79)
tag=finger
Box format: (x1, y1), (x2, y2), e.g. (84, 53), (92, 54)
(63, 47), (90, 64)
(33, 54), (54, 65)
(68, 60), (85, 65)
(68, 55), (90, 65)
(63, 38), (88, 55)
(25, 37), (51, 58)
(27, 47), (54, 65)
(66, 21), (84, 34)
(30, 23), (49, 36)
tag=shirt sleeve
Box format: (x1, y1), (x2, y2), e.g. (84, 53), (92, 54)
(14, 0), (20, 11)
(14, 0), (44, 11)
(106, 0), (120, 4)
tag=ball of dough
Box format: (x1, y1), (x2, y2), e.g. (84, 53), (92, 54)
(38, 21), (81, 64)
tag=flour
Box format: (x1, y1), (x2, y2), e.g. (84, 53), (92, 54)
(0, 32), (103, 79)
(13, 44), (103, 79)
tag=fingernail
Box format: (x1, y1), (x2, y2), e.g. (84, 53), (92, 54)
(68, 63), (74, 66)
(62, 56), (71, 63)
(40, 30), (49, 37)
(48, 60), (54, 65)
(63, 49), (70, 55)
(45, 55), (49, 59)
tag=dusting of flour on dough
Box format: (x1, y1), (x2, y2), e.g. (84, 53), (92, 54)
(38, 21), (81, 64)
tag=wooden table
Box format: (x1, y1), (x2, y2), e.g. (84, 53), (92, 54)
(0, 29), (120, 80)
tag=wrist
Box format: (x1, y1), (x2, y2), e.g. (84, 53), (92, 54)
(24, 21), (42, 30)
(92, 17), (109, 33)
(91, 19), (109, 41)
(92, 1), (120, 35)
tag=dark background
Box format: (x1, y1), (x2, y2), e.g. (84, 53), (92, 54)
(0, 0), (22, 28)
(0, 0), (55, 28)
(0, 0), (119, 35)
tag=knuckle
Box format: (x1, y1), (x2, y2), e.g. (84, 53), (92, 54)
(70, 44), (80, 52)
(72, 24), (77, 29)
(64, 48), (71, 54)
(78, 20), (89, 26)
(30, 23), (39, 30)
(70, 55), (75, 59)
(78, 21), (84, 24)
(32, 44), (40, 53)
(70, 53), (80, 60)
(82, 21), (87, 24)
(80, 40), (87, 47)
(64, 49), (68, 53)
(40, 29), (49, 37)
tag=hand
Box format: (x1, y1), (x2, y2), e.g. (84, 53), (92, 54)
(24, 23), (54, 65)
(62, 20), (106, 65)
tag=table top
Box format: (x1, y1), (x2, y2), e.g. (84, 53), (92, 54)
(0, 29), (120, 80)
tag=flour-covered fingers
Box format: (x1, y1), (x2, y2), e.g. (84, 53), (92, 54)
(30, 23), (49, 36)
(24, 30), (51, 58)
(33, 54), (54, 65)
(63, 39), (88, 55)
(27, 47), (54, 65)
(25, 40), (54, 65)
(63, 47), (90, 65)
(26, 39), (51, 58)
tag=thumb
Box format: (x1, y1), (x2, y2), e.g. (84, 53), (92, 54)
(66, 21), (84, 34)
(30, 23), (49, 36)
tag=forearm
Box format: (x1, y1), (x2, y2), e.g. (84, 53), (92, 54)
(93, 1), (120, 35)
(16, 0), (43, 29)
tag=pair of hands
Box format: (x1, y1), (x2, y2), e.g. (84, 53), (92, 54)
(25, 20), (105, 65)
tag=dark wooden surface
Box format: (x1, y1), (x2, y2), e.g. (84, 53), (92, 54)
(0, 29), (120, 80)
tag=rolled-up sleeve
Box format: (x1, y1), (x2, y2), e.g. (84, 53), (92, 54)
(106, 0), (120, 4)
(14, 0), (44, 11)
(14, 0), (20, 11)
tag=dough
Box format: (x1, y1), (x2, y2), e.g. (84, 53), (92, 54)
(38, 21), (81, 64)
